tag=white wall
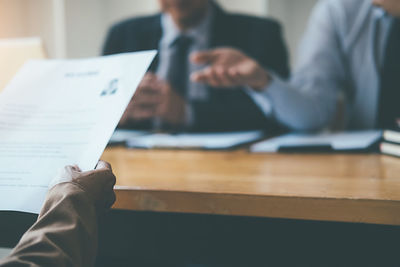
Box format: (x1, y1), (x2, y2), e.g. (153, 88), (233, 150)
(0, 0), (319, 65)
(218, 0), (267, 16)
(25, 0), (61, 58)
(268, 0), (318, 66)
(64, 0), (105, 58)
(0, 0), (28, 38)
(63, 0), (269, 58)
(0, 0), (63, 58)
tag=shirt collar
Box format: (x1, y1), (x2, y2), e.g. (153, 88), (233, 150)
(160, 3), (214, 48)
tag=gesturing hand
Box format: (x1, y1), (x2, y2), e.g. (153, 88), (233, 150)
(190, 47), (270, 91)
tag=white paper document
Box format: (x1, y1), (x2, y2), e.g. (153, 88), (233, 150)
(108, 129), (149, 145)
(251, 130), (382, 153)
(0, 51), (156, 213)
(126, 131), (265, 150)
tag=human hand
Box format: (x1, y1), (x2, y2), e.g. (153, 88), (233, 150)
(373, 0), (400, 17)
(157, 82), (187, 126)
(120, 73), (163, 124)
(120, 72), (186, 126)
(190, 47), (270, 91)
(57, 161), (116, 213)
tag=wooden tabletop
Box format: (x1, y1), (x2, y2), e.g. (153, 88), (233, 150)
(101, 147), (400, 226)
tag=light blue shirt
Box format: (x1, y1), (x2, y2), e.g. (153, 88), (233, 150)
(256, 0), (394, 131)
(155, 6), (213, 127)
(157, 8), (213, 103)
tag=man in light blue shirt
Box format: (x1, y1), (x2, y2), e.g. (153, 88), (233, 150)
(192, 0), (400, 131)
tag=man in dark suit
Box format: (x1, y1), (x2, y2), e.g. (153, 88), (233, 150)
(103, 0), (289, 132)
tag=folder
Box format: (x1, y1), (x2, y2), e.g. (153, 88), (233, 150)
(251, 130), (382, 153)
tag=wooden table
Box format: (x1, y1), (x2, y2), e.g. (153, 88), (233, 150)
(102, 147), (400, 226)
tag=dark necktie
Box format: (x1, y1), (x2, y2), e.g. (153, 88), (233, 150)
(167, 35), (193, 97)
(377, 18), (400, 129)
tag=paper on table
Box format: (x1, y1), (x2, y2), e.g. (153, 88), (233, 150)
(0, 51), (156, 213)
(126, 131), (265, 150)
(250, 130), (382, 153)
(108, 129), (149, 145)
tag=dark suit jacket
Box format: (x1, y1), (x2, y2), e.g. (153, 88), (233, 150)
(103, 3), (290, 132)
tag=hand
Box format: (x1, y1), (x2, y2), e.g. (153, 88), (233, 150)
(57, 161), (116, 213)
(120, 73), (163, 124)
(373, 0), (400, 17)
(157, 82), (187, 126)
(190, 48), (270, 91)
(120, 72), (187, 126)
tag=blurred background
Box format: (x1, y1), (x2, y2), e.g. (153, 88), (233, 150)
(0, 0), (317, 66)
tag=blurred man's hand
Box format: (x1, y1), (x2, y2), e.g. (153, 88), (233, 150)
(373, 0), (400, 17)
(58, 161), (116, 213)
(120, 72), (187, 127)
(157, 81), (187, 126)
(190, 48), (270, 91)
(120, 73), (163, 123)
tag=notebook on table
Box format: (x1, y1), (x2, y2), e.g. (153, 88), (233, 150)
(380, 120), (400, 158)
(251, 130), (382, 153)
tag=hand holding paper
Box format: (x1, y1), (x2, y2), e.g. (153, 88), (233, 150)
(0, 51), (156, 213)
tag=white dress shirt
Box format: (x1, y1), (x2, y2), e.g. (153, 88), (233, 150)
(157, 8), (213, 103)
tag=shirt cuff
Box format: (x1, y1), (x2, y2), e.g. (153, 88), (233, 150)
(244, 86), (273, 117)
(244, 73), (287, 118)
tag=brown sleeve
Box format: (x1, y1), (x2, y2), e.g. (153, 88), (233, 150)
(0, 183), (98, 267)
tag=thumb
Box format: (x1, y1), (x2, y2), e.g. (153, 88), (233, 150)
(95, 160), (112, 171)
(190, 50), (216, 64)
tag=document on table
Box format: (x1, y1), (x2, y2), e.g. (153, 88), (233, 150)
(108, 129), (149, 145)
(250, 130), (382, 153)
(0, 51), (156, 213)
(126, 131), (265, 150)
